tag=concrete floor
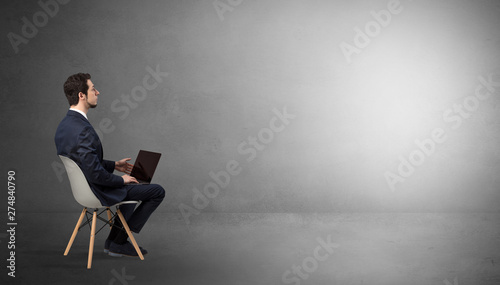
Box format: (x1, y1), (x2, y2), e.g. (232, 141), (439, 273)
(2, 212), (500, 284)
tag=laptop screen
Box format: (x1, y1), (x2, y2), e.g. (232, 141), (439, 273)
(130, 150), (162, 183)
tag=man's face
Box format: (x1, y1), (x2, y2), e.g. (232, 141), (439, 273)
(84, 79), (99, 108)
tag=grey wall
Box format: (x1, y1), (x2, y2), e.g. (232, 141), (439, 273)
(1, 0), (500, 215)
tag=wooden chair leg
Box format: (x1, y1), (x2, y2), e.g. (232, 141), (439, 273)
(87, 210), (97, 269)
(116, 209), (144, 260)
(64, 208), (87, 256)
(106, 208), (113, 229)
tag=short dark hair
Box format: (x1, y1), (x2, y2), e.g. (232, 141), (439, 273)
(63, 73), (91, 106)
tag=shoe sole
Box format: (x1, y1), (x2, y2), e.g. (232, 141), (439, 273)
(108, 251), (147, 257)
(108, 251), (129, 257)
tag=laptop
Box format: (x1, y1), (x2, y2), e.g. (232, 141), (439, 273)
(130, 150), (162, 184)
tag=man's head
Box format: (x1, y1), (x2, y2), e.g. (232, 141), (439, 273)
(63, 73), (99, 109)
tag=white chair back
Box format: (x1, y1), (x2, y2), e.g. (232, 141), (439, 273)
(59, 155), (104, 208)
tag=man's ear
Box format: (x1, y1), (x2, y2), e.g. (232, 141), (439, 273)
(78, 92), (86, 100)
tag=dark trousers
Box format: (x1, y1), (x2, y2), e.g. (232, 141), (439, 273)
(116, 183), (165, 233)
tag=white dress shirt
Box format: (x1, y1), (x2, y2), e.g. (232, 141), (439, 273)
(69, 108), (88, 120)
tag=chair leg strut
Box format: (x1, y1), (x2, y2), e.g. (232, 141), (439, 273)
(106, 208), (113, 229)
(64, 207), (87, 256)
(116, 208), (145, 260)
(87, 210), (97, 269)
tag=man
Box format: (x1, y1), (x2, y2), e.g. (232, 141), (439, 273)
(55, 73), (165, 257)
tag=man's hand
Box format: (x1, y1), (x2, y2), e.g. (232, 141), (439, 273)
(115, 158), (133, 174)
(122, 174), (138, 184)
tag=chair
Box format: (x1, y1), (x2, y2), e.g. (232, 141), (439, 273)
(59, 155), (144, 269)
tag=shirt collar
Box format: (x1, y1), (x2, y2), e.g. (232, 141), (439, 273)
(69, 108), (88, 120)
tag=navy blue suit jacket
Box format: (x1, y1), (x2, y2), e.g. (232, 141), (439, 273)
(55, 110), (126, 206)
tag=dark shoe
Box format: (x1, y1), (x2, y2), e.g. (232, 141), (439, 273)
(104, 238), (112, 253)
(108, 241), (148, 257)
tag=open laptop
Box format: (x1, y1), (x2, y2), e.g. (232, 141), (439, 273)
(130, 150), (162, 184)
